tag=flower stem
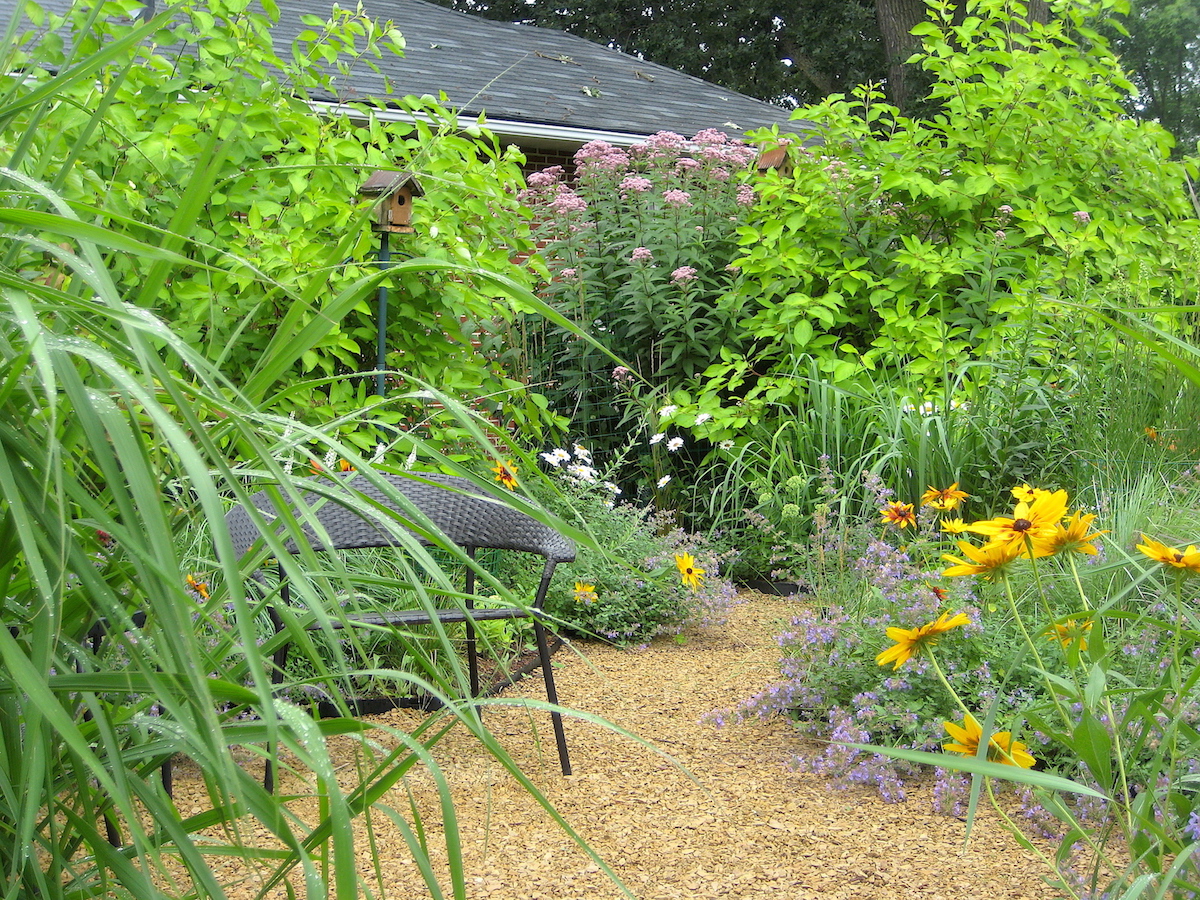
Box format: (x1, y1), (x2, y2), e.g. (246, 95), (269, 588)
(1000, 572), (1071, 728)
(1066, 553), (1092, 611)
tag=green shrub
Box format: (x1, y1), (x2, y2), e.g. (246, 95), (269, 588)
(701, 0), (1198, 416)
(6, 0), (556, 451)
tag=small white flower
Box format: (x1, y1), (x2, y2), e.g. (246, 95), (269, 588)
(323, 449), (337, 470)
(405, 446), (418, 470)
(649, 433), (665, 445)
(658, 404), (678, 418)
(372, 443), (387, 463)
(567, 464), (598, 483)
(603, 481), (622, 495)
(667, 437), (684, 451)
(540, 451), (564, 467)
(573, 443), (592, 461)
(656, 475), (671, 488)
(695, 413), (712, 425)
(719, 439), (735, 451)
(283, 457), (295, 475)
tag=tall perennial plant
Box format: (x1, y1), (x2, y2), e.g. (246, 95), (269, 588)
(519, 129), (758, 460)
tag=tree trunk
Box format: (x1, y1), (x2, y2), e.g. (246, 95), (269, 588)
(875, 0), (927, 110)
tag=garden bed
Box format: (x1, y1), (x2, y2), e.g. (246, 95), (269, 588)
(175, 592), (1060, 899)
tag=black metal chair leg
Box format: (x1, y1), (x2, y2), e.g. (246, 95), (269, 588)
(264, 587), (289, 793)
(533, 618), (571, 776)
(464, 549), (480, 698)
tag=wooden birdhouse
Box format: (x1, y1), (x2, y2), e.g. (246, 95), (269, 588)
(358, 170), (423, 234)
(756, 145), (793, 177)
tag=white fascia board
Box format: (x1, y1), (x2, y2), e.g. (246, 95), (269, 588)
(310, 100), (652, 149)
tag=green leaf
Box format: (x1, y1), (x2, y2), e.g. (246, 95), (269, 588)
(841, 743), (1111, 798)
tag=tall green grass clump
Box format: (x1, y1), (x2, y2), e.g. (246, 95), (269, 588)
(0, 3), (626, 898)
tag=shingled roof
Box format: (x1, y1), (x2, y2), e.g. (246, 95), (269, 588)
(273, 0), (809, 147)
(4, 0), (814, 147)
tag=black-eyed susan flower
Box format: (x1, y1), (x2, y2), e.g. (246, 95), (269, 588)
(920, 483), (969, 511)
(940, 517), (969, 534)
(573, 582), (598, 604)
(1011, 483), (1048, 503)
(880, 501), (916, 529)
(1046, 617), (1092, 651)
(943, 713), (1036, 768)
(675, 552), (705, 590)
(492, 460), (519, 490)
(1136, 535), (1200, 573)
(875, 611), (970, 670)
(1039, 511), (1107, 557)
(942, 539), (1025, 580)
(968, 489), (1069, 550)
(186, 574), (210, 600)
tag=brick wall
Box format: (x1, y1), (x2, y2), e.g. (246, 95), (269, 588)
(510, 144), (577, 180)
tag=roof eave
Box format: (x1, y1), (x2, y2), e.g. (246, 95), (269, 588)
(310, 100), (708, 149)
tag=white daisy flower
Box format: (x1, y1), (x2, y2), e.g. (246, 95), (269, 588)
(567, 464), (598, 483)
(658, 404), (678, 418)
(695, 413), (712, 425)
(649, 433), (665, 445)
(656, 475), (671, 488)
(667, 437), (684, 451)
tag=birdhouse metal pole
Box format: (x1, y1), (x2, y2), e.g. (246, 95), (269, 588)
(375, 231), (390, 397)
(358, 171), (422, 398)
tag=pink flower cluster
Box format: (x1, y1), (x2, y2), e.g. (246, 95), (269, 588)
(631, 246), (654, 263)
(619, 174), (653, 195)
(663, 189), (692, 208)
(671, 265), (698, 284)
(576, 139), (630, 177)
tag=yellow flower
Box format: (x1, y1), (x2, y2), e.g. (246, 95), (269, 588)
(186, 574), (209, 600)
(875, 611), (971, 670)
(1039, 511), (1107, 557)
(338, 458), (355, 472)
(491, 460), (519, 490)
(1136, 535), (1200, 573)
(880, 501), (916, 529)
(1010, 483), (1042, 503)
(968, 489), (1069, 549)
(942, 539), (1025, 580)
(943, 713), (1036, 768)
(920, 482), (969, 511)
(1047, 618), (1092, 651)
(940, 517), (969, 534)
(573, 582), (598, 604)
(675, 552), (705, 591)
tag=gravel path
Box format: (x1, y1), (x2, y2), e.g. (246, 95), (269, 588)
(178, 592), (1061, 899)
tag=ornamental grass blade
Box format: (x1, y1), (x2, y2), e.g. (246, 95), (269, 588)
(841, 742), (1111, 798)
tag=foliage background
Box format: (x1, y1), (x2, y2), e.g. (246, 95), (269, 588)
(7, 0), (555, 454)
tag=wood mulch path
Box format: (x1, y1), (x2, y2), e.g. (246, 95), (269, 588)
(174, 592), (1062, 899)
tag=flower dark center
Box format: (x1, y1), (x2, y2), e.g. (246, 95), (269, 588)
(1012, 518), (1033, 533)
(1174, 551), (1185, 562)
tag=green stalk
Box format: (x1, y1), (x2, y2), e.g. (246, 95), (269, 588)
(1066, 553), (1093, 611)
(925, 646), (971, 717)
(1000, 571), (1071, 728)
